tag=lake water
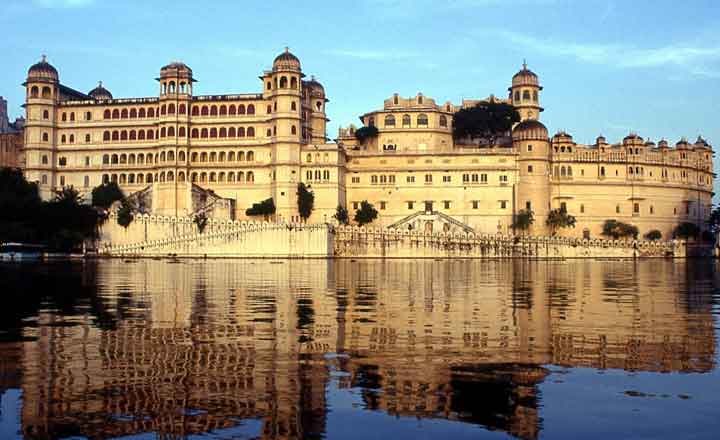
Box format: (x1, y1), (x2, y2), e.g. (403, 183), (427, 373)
(0, 259), (718, 439)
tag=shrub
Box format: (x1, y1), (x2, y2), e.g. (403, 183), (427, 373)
(602, 219), (638, 239)
(91, 182), (124, 209)
(546, 208), (576, 236)
(644, 229), (662, 241)
(513, 209), (534, 234)
(354, 200), (378, 226)
(334, 205), (349, 225)
(246, 198), (276, 219)
(297, 183), (314, 221)
(354, 125), (379, 144)
(117, 199), (134, 228)
(674, 222), (700, 240)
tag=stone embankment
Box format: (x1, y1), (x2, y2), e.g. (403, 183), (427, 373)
(99, 213), (701, 258)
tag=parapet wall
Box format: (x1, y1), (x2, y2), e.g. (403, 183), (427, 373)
(98, 215), (696, 258)
(333, 226), (684, 258)
(99, 214), (332, 258)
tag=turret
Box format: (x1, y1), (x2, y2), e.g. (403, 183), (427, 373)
(509, 61), (543, 122)
(513, 119), (550, 235)
(304, 76), (328, 144)
(23, 55), (59, 198)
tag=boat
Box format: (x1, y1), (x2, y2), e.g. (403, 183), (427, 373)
(0, 242), (45, 261)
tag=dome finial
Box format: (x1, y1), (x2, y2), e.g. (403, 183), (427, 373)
(41, 54), (47, 63)
(285, 46), (290, 53)
(522, 59), (527, 70)
(98, 80), (102, 87)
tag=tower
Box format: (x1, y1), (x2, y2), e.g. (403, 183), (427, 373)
(304, 76), (328, 144)
(514, 120), (551, 236)
(23, 55), (60, 199)
(509, 61), (543, 122)
(268, 48), (304, 221)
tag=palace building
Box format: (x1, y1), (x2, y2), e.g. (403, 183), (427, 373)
(20, 50), (714, 239)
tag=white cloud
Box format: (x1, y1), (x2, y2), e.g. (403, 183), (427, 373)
(32, 0), (94, 8)
(323, 49), (419, 60)
(489, 29), (720, 75)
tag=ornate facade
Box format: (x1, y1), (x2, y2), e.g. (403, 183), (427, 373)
(20, 51), (714, 239)
(0, 96), (24, 168)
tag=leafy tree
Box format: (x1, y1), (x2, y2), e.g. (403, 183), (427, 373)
(545, 207), (576, 236)
(644, 229), (662, 241)
(91, 182), (124, 209)
(297, 183), (315, 221)
(674, 222), (700, 240)
(54, 185), (84, 205)
(334, 205), (349, 225)
(246, 198), (276, 220)
(709, 205), (720, 235)
(602, 219), (638, 240)
(194, 211), (208, 233)
(117, 199), (134, 228)
(354, 125), (379, 144)
(452, 102), (520, 142)
(354, 200), (378, 226)
(513, 209), (534, 235)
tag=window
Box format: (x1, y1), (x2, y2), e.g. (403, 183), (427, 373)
(527, 144), (533, 152)
(439, 115), (447, 127)
(523, 90), (530, 100)
(463, 174), (469, 183)
(84, 176), (90, 187)
(371, 175), (378, 184)
(443, 175), (451, 183)
(59, 176), (65, 186)
(634, 203), (640, 214)
(499, 175), (508, 183)
(616, 205), (620, 214)
(600, 166), (605, 177)
(353, 202), (359, 210)
(407, 201), (414, 210)
(443, 201), (451, 209)
(42, 132), (48, 142)
(402, 114), (411, 127)
(480, 174), (487, 183)
(500, 201), (507, 209)
(406, 175), (415, 183)
(351, 176), (360, 183)
(380, 201), (386, 210)
(425, 174), (432, 183)
(384, 115), (395, 127)
(41, 175), (47, 184)
(43, 110), (49, 120)
(472, 201), (479, 209)
(85, 134), (91, 143)
(58, 157), (67, 166)
(580, 204), (585, 214)
(85, 156), (90, 166)
(650, 205), (654, 214)
(528, 165), (533, 173)
(417, 114), (428, 127)
(526, 201), (532, 211)
(560, 202), (567, 212)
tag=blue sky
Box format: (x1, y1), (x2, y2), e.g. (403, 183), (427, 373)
(2, 0), (719, 175)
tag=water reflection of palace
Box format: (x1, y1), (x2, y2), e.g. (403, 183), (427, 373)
(15, 260), (716, 439)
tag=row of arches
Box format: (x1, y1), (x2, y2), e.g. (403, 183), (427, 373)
(160, 81), (189, 95)
(103, 172), (185, 185)
(191, 171), (255, 183)
(191, 103), (256, 116)
(29, 86), (53, 99)
(383, 114), (435, 128)
(272, 76), (298, 90)
(104, 107), (157, 119)
(190, 150), (255, 163)
(101, 126), (259, 142)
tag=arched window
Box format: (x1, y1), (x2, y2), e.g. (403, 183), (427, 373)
(368, 116), (375, 127)
(201, 128), (208, 138)
(102, 154), (109, 165)
(179, 127), (186, 137)
(267, 104), (272, 114)
(229, 105), (236, 115)
(210, 127), (217, 138)
(236, 127), (244, 137)
(247, 127), (254, 137)
(61, 112), (67, 122)
(247, 151), (254, 161)
(238, 104), (246, 114)
(112, 109), (119, 119)
(200, 152), (207, 162)
(103, 131), (110, 141)
(210, 152), (217, 162)
(128, 174), (135, 184)
(139, 108), (146, 118)
(146, 173), (153, 183)
(291, 125), (297, 135)
(41, 87), (51, 98)
(111, 154), (119, 164)
(280, 76), (288, 88)
(291, 101), (297, 111)
(43, 132), (49, 142)
(210, 105), (218, 116)
(200, 172), (207, 182)
(178, 172), (185, 182)
(179, 104), (186, 115)
(247, 171), (254, 183)
(61, 134), (67, 144)
(228, 172), (235, 182)
(42, 110), (49, 120)
(137, 174), (144, 184)
(168, 127), (175, 137)
(219, 151), (226, 162)
(219, 127), (227, 138)
(600, 166), (605, 176)
(159, 127), (166, 138)
(85, 134), (91, 143)
(290, 77), (297, 89)
(192, 106), (199, 116)
(147, 130), (154, 140)
(104, 109), (111, 119)
(219, 105), (227, 116)
(178, 151), (186, 162)
(167, 171), (174, 182)
(218, 172), (225, 182)
(137, 154), (145, 164)
(120, 130), (128, 141)
(42, 155), (49, 165)
(417, 114), (428, 127)
(191, 152), (198, 162)
(168, 104), (175, 114)
(191, 128), (199, 138)
(201, 106), (209, 116)
(523, 90), (530, 100)
(30, 86), (39, 97)
(228, 151), (235, 161)
(130, 108), (137, 118)
(160, 105), (166, 116)
(238, 151), (245, 161)
(247, 104), (255, 114)
(167, 151), (175, 161)
(439, 115), (447, 127)
(209, 172), (216, 182)
(402, 114), (411, 127)
(533, 91), (538, 102)
(121, 109), (128, 119)
(384, 115), (395, 127)
(148, 108), (155, 118)
(138, 130), (145, 140)
(120, 154), (127, 164)
(111, 131), (119, 141)
(69, 112), (75, 121)
(560, 166), (566, 176)
(229, 127), (236, 137)
(128, 154), (136, 164)
(191, 172), (198, 183)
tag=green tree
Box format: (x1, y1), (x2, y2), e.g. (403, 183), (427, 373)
(91, 181), (124, 209)
(334, 205), (349, 225)
(644, 229), (662, 241)
(354, 125), (379, 144)
(709, 205), (720, 236)
(513, 209), (534, 235)
(452, 102), (520, 142)
(354, 200), (378, 226)
(674, 222), (700, 240)
(545, 207), (576, 236)
(297, 183), (315, 221)
(117, 199), (134, 228)
(246, 198), (276, 220)
(601, 219), (638, 240)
